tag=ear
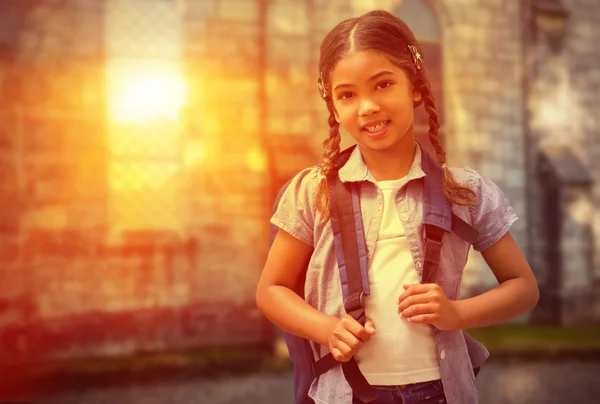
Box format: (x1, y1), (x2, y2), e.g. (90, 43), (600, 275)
(333, 108), (341, 124)
(412, 89), (422, 104)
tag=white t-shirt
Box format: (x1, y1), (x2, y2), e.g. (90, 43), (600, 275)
(355, 176), (440, 385)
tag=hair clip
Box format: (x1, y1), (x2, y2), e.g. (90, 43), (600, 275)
(317, 72), (327, 99)
(408, 45), (423, 70)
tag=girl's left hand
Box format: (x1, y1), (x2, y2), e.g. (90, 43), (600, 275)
(397, 284), (461, 331)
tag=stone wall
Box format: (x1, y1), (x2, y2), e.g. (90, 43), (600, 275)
(562, 0), (600, 284)
(0, 0), (270, 366)
(1, 0), (599, 366)
(427, 0), (527, 296)
(527, 0), (600, 322)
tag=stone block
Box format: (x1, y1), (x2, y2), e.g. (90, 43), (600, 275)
(41, 35), (63, 55)
(28, 6), (56, 28)
(217, 0), (259, 22)
(184, 0), (216, 19)
(268, 36), (310, 65)
(74, 0), (103, 11)
(19, 31), (41, 55)
(268, 1), (309, 36)
(71, 12), (104, 57)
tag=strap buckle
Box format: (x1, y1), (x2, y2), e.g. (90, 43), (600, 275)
(344, 291), (364, 313)
(423, 223), (445, 242)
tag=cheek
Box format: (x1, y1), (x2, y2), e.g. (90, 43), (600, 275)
(337, 107), (359, 130)
(385, 92), (414, 114)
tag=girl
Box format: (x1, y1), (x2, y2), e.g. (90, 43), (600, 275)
(256, 10), (538, 404)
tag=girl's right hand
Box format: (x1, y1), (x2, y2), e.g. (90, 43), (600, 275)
(328, 315), (376, 362)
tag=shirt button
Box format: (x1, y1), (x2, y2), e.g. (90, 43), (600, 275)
(440, 350), (446, 360)
(400, 212), (409, 221)
(416, 261), (423, 270)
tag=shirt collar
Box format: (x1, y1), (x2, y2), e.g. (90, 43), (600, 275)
(338, 142), (427, 184)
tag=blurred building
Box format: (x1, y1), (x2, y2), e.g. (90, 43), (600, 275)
(0, 0), (599, 367)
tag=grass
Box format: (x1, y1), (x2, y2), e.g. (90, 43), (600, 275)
(11, 346), (292, 380)
(4, 324), (600, 390)
(467, 324), (600, 355)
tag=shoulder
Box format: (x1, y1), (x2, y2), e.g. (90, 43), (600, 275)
(446, 166), (509, 202)
(447, 167), (518, 252)
(271, 166), (322, 247)
(446, 166), (484, 190)
(277, 165), (321, 206)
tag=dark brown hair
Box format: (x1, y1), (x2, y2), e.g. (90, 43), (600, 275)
(315, 10), (477, 218)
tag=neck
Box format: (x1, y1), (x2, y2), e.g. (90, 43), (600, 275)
(360, 136), (417, 181)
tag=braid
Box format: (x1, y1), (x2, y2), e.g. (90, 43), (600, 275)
(421, 82), (447, 164)
(316, 109), (341, 219)
(420, 81), (477, 206)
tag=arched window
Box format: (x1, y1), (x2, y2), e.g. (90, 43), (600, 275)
(396, 1), (444, 149)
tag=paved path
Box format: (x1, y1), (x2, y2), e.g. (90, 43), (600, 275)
(47, 360), (600, 403)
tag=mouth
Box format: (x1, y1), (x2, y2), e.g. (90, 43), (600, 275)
(361, 120), (391, 139)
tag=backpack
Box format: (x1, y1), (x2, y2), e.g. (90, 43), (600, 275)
(268, 144), (478, 403)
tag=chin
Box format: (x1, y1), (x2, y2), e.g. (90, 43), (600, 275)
(361, 133), (407, 152)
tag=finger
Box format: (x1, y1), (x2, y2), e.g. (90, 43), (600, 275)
(342, 315), (371, 342)
(331, 346), (351, 362)
(410, 284), (437, 294)
(401, 303), (439, 319)
(406, 314), (438, 325)
(336, 340), (357, 358)
(397, 293), (435, 312)
(335, 326), (364, 349)
(364, 319), (376, 336)
(397, 283), (431, 304)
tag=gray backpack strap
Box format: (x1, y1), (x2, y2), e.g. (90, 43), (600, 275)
(419, 144), (478, 284)
(315, 147), (378, 403)
(451, 213), (478, 245)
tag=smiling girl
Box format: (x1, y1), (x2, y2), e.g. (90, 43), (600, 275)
(256, 10), (538, 404)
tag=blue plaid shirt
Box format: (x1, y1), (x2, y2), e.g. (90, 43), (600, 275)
(271, 144), (518, 404)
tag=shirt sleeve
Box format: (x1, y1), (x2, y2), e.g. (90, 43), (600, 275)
(270, 167), (320, 247)
(466, 167), (519, 252)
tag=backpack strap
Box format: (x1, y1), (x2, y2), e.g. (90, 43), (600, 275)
(451, 214), (478, 245)
(313, 148), (377, 403)
(420, 145), (478, 283)
(330, 179), (370, 322)
(327, 146), (371, 307)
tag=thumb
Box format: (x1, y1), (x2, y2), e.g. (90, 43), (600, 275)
(365, 319), (376, 336)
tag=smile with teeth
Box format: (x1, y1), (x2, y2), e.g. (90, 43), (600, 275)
(364, 121), (389, 132)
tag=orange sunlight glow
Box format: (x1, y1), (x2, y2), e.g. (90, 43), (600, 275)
(108, 63), (187, 124)
(106, 61), (188, 237)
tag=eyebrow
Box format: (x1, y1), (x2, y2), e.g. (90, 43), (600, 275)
(333, 71), (395, 91)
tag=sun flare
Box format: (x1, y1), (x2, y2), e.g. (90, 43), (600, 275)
(109, 64), (187, 124)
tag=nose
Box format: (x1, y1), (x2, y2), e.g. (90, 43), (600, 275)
(358, 97), (380, 117)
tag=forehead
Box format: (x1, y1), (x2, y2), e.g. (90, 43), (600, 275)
(330, 50), (407, 85)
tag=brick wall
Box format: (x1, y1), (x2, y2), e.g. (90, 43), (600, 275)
(562, 0), (600, 283)
(1, 0), (599, 366)
(527, 0), (600, 322)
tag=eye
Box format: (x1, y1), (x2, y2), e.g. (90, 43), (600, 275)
(376, 80), (393, 90)
(338, 91), (355, 100)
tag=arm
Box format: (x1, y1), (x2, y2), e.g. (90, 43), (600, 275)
(398, 170), (538, 330)
(453, 231), (539, 329)
(256, 228), (337, 347)
(398, 232), (539, 330)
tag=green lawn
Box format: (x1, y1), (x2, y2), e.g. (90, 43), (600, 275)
(467, 324), (600, 355)
(6, 325), (600, 384)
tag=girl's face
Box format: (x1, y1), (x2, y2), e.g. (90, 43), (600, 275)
(330, 50), (422, 154)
